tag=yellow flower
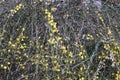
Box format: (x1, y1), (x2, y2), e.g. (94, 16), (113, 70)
(57, 76), (60, 80)
(22, 28), (25, 31)
(21, 74), (24, 77)
(63, 49), (67, 53)
(3, 66), (7, 70)
(7, 62), (11, 65)
(52, 23), (57, 28)
(22, 66), (25, 69)
(99, 16), (104, 22)
(10, 9), (14, 13)
(51, 38), (55, 43)
(13, 10), (17, 13)
(47, 14), (52, 19)
(54, 60), (57, 64)
(11, 44), (16, 47)
(19, 3), (23, 7)
(48, 39), (51, 43)
(25, 77), (28, 80)
(81, 55), (84, 59)
(70, 60), (72, 64)
(54, 66), (60, 72)
(98, 56), (101, 59)
(20, 45), (24, 49)
(68, 52), (73, 57)
(108, 29), (112, 35)
(40, 0), (43, 2)
(51, 7), (57, 11)
(51, 29), (58, 33)
(1, 64), (3, 68)
(35, 54), (39, 58)
(34, 1), (37, 4)
(57, 37), (62, 41)
(81, 77), (85, 80)
(65, 60), (68, 63)
(79, 52), (83, 56)
(104, 44), (110, 50)
(16, 38), (20, 41)
(80, 45), (83, 48)
(50, 33), (53, 37)
(48, 38), (56, 44)
(48, 20), (54, 25)
(83, 50), (86, 53)
(45, 9), (48, 13)
(8, 41), (12, 45)
(60, 40), (63, 44)
(61, 46), (66, 50)
(47, 11), (51, 15)
(56, 68), (60, 72)
(15, 5), (20, 10)
(80, 67), (83, 71)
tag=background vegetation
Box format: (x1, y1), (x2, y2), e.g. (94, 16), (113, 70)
(0, 0), (120, 80)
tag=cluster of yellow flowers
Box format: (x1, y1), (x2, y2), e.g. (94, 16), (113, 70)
(44, 8), (88, 78)
(78, 51), (85, 59)
(44, 8), (78, 73)
(116, 71), (120, 80)
(86, 34), (94, 40)
(95, 11), (104, 23)
(44, 8), (69, 54)
(104, 44), (110, 50)
(7, 28), (29, 72)
(45, 9), (58, 33)
(0, 64), (9, 70)
(53, 60), (60, 72)
(78, 45), (87, 60)
(8, 33), (27, 50)
(107, 27), (115, 42)
(10, 3), (24, 16)
(19, 62), (25, 69)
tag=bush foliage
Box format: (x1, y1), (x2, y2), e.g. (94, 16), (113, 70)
(0, 0), (120, 80)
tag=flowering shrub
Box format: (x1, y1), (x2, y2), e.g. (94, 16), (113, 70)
(0, 0), (120, 80)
